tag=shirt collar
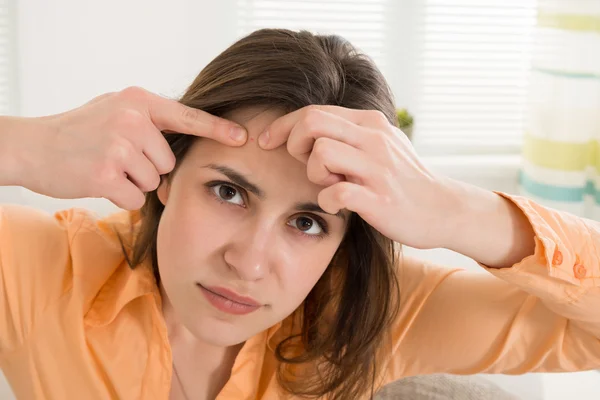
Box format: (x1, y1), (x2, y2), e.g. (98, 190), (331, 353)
(84, 210), (158, 327)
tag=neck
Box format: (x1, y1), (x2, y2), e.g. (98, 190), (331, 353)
(159, 284), (244, 397)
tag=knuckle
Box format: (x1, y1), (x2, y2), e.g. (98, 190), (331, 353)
(114, 109), (145, 132)
(303, 108), (325, 133)
(381, 193), (393, 207)
(380, 168), (395, 187)
(373, 129), (390, 148)
(180, 106), (219, 135)
(312, 137), (330, 158)
(369, 110), (390, 127)
(96, 163), (120, 186)
(118, 86), (148, 102)
(181, 106), (211, 126)
(107, 138), (134, 163)
(181, 106), (200, 122)
(305, 104), (323, 114)
(148, 174), (161, 191)
(138, 178), (157, 193)
(162, 152), (177, 174)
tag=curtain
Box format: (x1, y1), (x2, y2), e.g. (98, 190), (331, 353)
(520, 0), (600, 218)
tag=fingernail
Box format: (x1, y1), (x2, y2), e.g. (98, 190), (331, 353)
(230, 126), (246, 142)
(258, 130), (270, 148)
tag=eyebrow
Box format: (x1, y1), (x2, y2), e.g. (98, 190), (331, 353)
(202, 163), (346, 221)
(294, 202), (346, 221)
(204, 163), (265, 198)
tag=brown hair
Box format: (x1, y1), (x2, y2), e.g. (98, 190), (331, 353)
(130, 29), (401, 399)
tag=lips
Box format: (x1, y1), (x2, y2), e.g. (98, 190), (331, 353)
(197, 284), (263, 315)
(202, 285), (261, 306)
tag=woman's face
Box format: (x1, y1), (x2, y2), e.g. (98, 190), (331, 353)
(156, 108), (349, 346)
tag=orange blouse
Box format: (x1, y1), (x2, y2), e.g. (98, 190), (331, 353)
(0, 192), (598, 399)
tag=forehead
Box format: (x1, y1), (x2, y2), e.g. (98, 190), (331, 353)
(225, 107), (285, 134)
(182, 108), (321, 199)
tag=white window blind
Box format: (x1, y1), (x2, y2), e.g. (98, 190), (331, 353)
(412, 0), (538, 155)
(236, 0), (537, 157)
(0, 0), (17, 116)
(236, 0), (388, 69)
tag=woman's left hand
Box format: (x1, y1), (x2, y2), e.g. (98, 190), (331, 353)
(257, 105), (464, 250)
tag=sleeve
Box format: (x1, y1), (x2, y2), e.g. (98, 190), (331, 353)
(0, 205), (85, 353)
(381, 193), (600, 382)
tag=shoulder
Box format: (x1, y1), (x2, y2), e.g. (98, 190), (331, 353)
(0, 204), (142, 309)
(0, 204), (134, 271)
(0, 204), (87, 242)
(395, 252), (466, 309)
(398, 253), (462, 285)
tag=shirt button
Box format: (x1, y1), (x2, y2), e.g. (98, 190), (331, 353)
(573, 263), (587, 279)
(552, 249), (563, 266)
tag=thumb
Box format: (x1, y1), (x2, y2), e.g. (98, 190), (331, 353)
(147, 92), (247, 145)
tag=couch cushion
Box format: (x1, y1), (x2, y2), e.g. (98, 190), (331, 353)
(375, 374), (521, 400)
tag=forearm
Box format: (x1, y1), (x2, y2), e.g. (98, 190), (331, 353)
(0, 116), (48, 187)
(441, 179), (536, 269)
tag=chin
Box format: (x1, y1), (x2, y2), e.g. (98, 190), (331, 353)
(185, 314), (256, 347)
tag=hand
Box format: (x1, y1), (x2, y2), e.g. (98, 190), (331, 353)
(258, 105), (464, 250)
(20, 87), (247, 210)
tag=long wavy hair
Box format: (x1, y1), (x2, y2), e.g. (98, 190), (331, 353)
(129, 29), (401, 400)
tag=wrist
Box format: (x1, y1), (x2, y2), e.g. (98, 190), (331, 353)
(439, 181), (535, 268)
(0, 116), (55, 187)
(433, 177), (478, 250)
(436, 178), (500, 252)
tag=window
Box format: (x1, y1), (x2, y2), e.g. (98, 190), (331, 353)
(236, 0), (537, 161)
(0, 0), (17, 115)
(412, 0), (537, 156)
(236, 0), (389, 70)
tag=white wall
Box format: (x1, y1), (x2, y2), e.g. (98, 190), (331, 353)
(7, 0), (240, 213)
(16, 0), (239, 116)
(1, 1), (599, 399)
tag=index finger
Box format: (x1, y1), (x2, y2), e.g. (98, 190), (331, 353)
(147, 93), (247, 145)
(258, 105), (363, 150)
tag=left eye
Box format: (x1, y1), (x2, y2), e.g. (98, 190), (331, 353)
(212, 184), (245, 206)
(288, 216), (323, 236)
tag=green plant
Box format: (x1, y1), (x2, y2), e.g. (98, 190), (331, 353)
(396, 108), (414, 140)
(396, 108), (413, 129)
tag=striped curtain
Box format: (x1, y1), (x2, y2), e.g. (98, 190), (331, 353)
(520, 0), (600, 218)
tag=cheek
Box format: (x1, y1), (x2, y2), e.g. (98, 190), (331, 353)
(275, 247), (337, 307)
(156, 195), (229, 276)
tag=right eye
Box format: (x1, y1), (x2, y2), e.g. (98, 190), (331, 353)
(210, 183), (245, 207)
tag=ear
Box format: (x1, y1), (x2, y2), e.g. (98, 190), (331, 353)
(156, 176), (170, 206)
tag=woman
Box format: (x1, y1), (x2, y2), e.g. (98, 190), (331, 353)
(0, 29), (598, 400)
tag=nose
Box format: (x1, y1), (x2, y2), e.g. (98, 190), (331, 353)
(223, 219), (274, 281)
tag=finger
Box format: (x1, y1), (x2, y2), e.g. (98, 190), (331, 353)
(146, 93), (247, 145)
(106, 178), (146, 210)
(115, 110), (176, 175)
(307, 137), (379, 186)
(123, 150), (161, 193)
(317, 181), (378, 217)
(259, 105), (392, 150)
(260, 107), (361, 152)
(137, 123), (177, 175)
(289, 110), (373, 164)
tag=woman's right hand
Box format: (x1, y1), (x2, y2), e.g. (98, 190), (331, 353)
(8, 86), (247, 210)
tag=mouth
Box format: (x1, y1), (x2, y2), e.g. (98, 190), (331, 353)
(197, 284), (262, 315)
